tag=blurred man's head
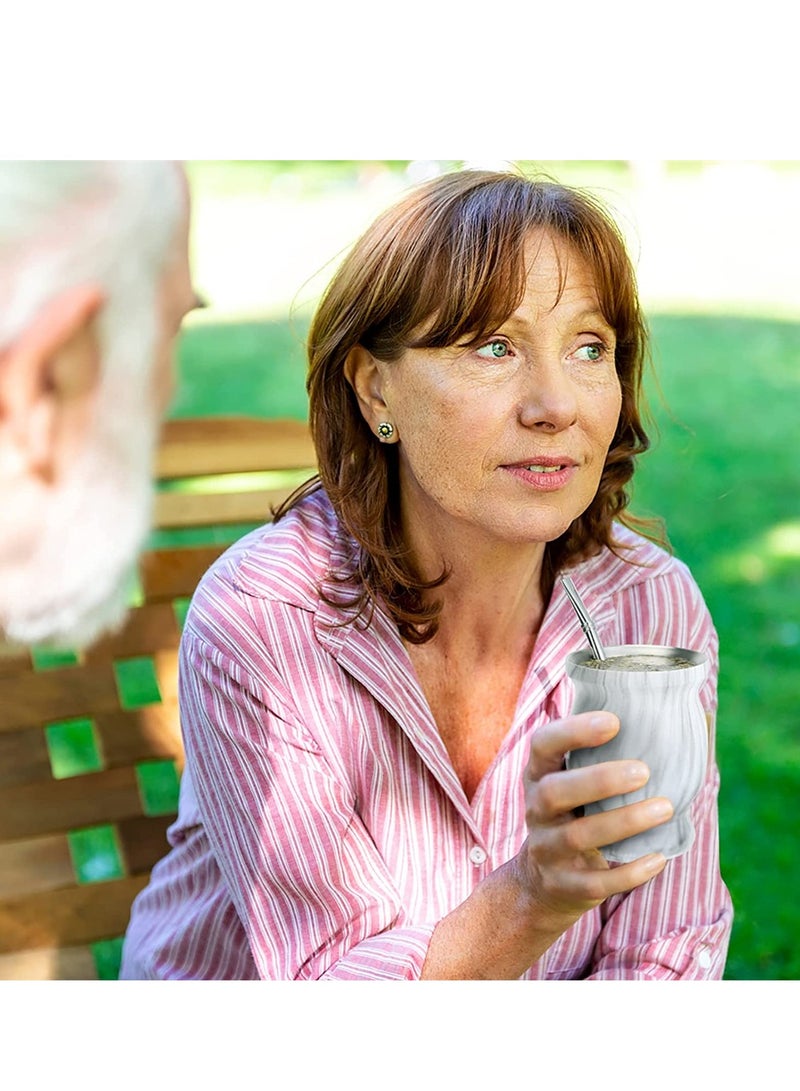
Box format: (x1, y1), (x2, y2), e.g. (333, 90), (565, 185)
(0, 161), (197, 649)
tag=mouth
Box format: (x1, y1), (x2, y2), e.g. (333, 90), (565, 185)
(522, 463), (569, 474)
(501, 458), (578, 491)
(505, 457), (578, 472)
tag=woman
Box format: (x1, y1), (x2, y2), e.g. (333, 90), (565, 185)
(121, 169), (732, 980)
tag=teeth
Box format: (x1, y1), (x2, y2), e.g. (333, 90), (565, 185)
(526, 465), (563, 473)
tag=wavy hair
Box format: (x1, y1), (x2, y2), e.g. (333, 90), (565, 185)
(275, 168), (666, 642)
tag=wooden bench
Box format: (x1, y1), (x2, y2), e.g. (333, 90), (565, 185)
(0, 416), (316, 979)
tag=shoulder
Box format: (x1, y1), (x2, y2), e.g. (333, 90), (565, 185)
(181, 489), (350, 659)
(179, 489), (353, 709)
(584, 523), (694, 590)
(195, 488), (344, 613)
(576, 524), (716, 652)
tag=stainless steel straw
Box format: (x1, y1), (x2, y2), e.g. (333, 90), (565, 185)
(560, 576), (607, 661)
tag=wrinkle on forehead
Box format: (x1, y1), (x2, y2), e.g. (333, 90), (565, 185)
(520, 230), (612, 327)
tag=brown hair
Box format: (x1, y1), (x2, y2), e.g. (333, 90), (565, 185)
(275, 169), (665, 641)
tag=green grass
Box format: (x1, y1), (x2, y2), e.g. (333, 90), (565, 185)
(632, 313), (800, 979)
(171, 318), (310, 420)
(173, 306), (799, 980)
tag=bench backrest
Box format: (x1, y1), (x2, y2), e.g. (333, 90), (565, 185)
(0, 417), (316, 979)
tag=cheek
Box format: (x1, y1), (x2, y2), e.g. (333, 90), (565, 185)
(608, 391), (623, 442)
(394, 397), (489, 507)
(593, 380), (623, 446)
(391, 379), (445, 447)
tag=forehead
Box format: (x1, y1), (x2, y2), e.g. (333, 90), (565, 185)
(507, 231), (603, 320)
(523, 231), (596, 288)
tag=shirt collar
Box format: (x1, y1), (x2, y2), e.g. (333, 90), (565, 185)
(312, 515), (670, 816)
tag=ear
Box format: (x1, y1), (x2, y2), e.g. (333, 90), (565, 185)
(0, 284), (105, 481)
(343, 345), (391, 433)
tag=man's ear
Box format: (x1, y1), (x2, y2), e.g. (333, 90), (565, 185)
(343, 344), (390, 431)
(0, 284), (105, 480)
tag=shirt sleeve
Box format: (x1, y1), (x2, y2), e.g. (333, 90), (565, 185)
(179, 614), (436, 981)
(586, 565), (733, 979)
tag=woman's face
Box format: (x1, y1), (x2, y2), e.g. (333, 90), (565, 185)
(354, 231), (623, 564)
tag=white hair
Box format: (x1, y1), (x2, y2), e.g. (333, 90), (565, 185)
(0, 160), (182, 364)
(0, 161), (184, 649)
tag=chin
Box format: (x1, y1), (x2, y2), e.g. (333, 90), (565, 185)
(490, 509), (580, 546)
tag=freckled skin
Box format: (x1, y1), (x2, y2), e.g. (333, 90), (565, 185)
(374, 231), (623, 570)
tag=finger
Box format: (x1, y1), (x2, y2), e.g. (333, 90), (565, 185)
(527, 712), (620, 779)
(541, 852), (668, 907)
(530, 759), (651, 822)
(533, 796), (674, 865)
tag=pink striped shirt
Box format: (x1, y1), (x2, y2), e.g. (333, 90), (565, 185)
(121, 489), (733, 980)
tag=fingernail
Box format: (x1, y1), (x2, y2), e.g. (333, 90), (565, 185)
(625, 762), (649, 784)
(648, 799), (673, 819)
(643, 853), (666, 872)
(590, 713), (617, 732)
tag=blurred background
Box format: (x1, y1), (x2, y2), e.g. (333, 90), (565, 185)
(171, 160), (798, 980)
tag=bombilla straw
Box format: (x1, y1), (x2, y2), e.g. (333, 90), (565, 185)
(560, 576), (607, 661)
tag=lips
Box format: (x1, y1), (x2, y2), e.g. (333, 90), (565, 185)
(504, 457), (578, 471)
(501, 457), (579, 492)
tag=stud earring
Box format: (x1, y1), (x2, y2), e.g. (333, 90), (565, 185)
(377, 422), (395, 441)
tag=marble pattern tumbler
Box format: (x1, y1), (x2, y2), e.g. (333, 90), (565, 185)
(565, 644), (709, 863)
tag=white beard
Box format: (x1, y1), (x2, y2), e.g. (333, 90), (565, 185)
(2, 430), (155, 650)
(1, 308), (160, 651)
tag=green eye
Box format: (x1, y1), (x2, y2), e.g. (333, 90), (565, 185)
(577, 343), (603, 362)
(477, 340), (509, 359)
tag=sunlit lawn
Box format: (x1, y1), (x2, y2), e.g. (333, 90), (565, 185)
(634, 313), (800, 980)
(173, 306), (800, 981)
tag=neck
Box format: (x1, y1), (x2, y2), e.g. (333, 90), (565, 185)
(416, 535), (550, 659)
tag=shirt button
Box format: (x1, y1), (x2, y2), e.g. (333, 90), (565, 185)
(469, 846), (487, 865)
(696, 947), (712, 969)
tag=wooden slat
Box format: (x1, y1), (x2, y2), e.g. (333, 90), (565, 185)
(0, 834), (74, 898)
(82, 602), (181, 662)
(0, 944), (98, 980)
(153, 648), (179, 704)
(0, 874), (149, 954)
(0, 727), (52, 788)
(156, 417), (316, 478)
(154, 486), (291, 529)
(95, 700), (182, 768)
(139, 545), (227, 602)
(0, 767), (143, 841)
(0, 648), (33, 675)
(0, 418), (318, 975)
(117, 815), (174, 875)
(0, 662), (119, 733)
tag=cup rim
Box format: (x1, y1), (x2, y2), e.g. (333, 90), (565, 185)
(566, 644), (708, 679)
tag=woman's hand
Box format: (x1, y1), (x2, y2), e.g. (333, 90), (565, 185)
(422, 711), (675, 979)
(516, 711), (672, 932)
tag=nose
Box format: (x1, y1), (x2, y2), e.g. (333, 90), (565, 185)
(517, 358), (578, 432)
